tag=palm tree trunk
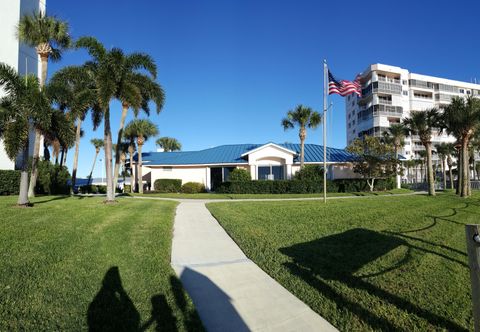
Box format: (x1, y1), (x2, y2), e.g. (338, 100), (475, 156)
(395, 146), (401, 189)
(88, 151), (99, 185)
(113, 103), (129, 193)
(299, 127), (306, 168)
(448, 160), (454, 190)
(28, 54), (49, 198)
(71, 118), (82, 194)
(17, 141), (30, 206)
(138, 143), (144, 194)
(129, 150), (134, 193)
(457, 149), (462, 195)
(103, 108), (115, 202)
(59, 148), (65, 167)
(461, 140), (469, 197)
(27, 129), (42, 197)
(425, 143), (435, 196)
(441, 157), (447, 190)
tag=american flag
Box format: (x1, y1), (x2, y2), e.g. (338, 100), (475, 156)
(328, 70), (362, 97)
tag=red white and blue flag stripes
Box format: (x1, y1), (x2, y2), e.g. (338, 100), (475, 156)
(328, 70), (362, 97)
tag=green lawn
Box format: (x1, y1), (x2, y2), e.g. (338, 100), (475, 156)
(207, 192), (475, 331)
(0, 196), (204, 331)
(131, 188), (413, 200)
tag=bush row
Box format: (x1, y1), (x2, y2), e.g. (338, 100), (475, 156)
(0, 170), (21, 195)
(216, 178), (395, 194)
(79, 185), (107, 194)
(154, 179), (182, 193)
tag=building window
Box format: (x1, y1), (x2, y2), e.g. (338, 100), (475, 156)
(223, 167), (236, 181)
(258, 165), (285, 180)
(467, 90), (471, 94)
(402, 80), (407, 85)
(403, 91), (408, 96)
(460, 88), (465, 93)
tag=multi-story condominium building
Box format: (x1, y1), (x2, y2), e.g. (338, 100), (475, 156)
(0, 0), (46, 170)
(346, 63), (480, 160)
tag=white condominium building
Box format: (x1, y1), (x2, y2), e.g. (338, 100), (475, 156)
(346, 63), (480, 160)
(0, 0), (46, 170)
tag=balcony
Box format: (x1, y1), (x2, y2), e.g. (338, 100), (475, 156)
(378, 76), (401, 84)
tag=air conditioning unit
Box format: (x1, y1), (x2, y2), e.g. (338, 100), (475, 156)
(267, 174), (274, 180)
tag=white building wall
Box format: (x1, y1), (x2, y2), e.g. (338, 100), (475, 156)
(0, 0), (45, 170)
(145, 166), (209, 188)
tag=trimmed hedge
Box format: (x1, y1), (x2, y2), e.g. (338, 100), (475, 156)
(154, 179), (182, 193)
(216, 178), (395, 194)
(0, 170), (21, 195)
(229, 168), (251, 182)
(79, 185), (107, 194)
(181, 182), (206, 194)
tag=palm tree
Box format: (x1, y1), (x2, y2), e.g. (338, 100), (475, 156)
(124, 119), (158, 194)
(17, 11), (71, 198)
(445, 143), (456, 190)
(111, 51), (165, 193)
(75, 37), (120, 202)
(49, 65), (98, 192)
(442, 96), (480, 197)
(403, 109), (440, 196)
(281, 105), (321, 168)
(156, 137), (182, 152)
(0, 63), (52, 205)
(435, 142), (450, 190)
(382, 123), (408, 188)
(123, 131), (137, 193)
(88, 139), (104, 185)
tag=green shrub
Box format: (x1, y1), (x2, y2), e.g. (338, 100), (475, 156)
(97, 185), (107, 194)
(36, 161), (71, 195)
(401, 183), (412, 190)
(294, 165), (324, 181)
(0, 170), (21, 195)
(229, 168), (251, 182)
(154, 179), (182, 193)
(181, 182), (206, 194)
(216, 178), (395, 194)
(123, 184), (131, 193)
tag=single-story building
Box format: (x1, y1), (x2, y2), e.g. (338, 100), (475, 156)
(131, 143), (360, 191)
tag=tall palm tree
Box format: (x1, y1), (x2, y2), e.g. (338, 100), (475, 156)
(442, 96), (480, 197)
(17, 11), (71, 198)
(435, 142), (450, 190)
(76, 37), (120, 202)
(112, 51), (165, 193)
(124, 119), (158, 194)
(49, 65), (98, 192)
(403, 109), (440, 196)
(156, 137), (182, 152)
(0, 63), (52, 205)
(382, 123), (408, 188)
(88, 138), (104, 185)
(281, 105), (321, 168)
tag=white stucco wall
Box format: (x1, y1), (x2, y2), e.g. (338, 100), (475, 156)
(145, 166), (209, 188)
(246, 144), (295, 180)
(0, 0), (44, 170)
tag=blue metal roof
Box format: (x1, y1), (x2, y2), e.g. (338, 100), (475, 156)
(135, 143), (357, 165)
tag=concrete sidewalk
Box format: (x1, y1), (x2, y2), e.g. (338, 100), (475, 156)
(171, 202), (338, 332)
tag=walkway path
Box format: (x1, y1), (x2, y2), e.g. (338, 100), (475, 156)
(171, 201), (338, 332)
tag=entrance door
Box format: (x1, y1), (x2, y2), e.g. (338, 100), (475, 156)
(210, 167), (223, 190)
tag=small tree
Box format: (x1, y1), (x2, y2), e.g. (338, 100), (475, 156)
(293, 164), (323, 181)
(229, 168), (251, 182)
(346, 136), (397, 192)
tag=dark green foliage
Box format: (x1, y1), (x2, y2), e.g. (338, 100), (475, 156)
(0, 170), (21, 195)
(293, 165), (323, 181)
(123, 184), (131, 193)
(154, 179), (182, 193)
(216, 179), (394, 194)
(79, 185), (107, 194)
(181, 182), (206, 194)
(228, 168), (251, 182)
(35, 160), (70, 195)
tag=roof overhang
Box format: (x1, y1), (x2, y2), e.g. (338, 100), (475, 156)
(240, 143), (297, 157)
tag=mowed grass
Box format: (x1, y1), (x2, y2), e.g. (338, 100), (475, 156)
(207, 192), (476, 331)
(132, 188), (413, 200)
(0, 196), (204, 331)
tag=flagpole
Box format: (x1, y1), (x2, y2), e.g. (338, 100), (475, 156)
(323, 59), (328, 204)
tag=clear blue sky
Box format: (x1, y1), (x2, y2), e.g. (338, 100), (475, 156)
(47, 0), (480, 178)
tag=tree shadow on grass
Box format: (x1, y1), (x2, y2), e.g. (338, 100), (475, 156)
(280, 228), (467, 331)
(31, 195), (70, 205)
(88, 267), (180, 332)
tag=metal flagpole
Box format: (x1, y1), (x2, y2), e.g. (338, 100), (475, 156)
(323, 59), (328, 203)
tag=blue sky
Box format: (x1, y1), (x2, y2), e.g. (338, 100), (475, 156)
(47, 0), (480, 178)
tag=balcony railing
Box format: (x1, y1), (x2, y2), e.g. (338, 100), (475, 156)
(378, 76), (401, 84)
